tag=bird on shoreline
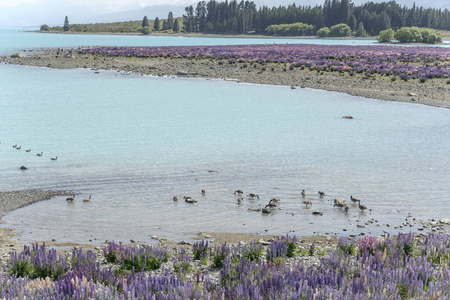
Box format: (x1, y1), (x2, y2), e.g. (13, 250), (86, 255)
(83, 195), (91, 202)
(173, 196), (178, 201)
(301, 190), (306, 197)
(66, 195), (75, 202)
(334, 198), (346, 206)
(51, 156), (58, 160)
(201, 189), (206, 195)
(318, 191), (325, 197)
(237, 197), (243, 204)
(234, 190), (243, 195)
(303, 199), (312, 207)
(37, 152), (43, 156)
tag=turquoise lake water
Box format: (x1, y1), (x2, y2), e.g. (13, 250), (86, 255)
(0, 28), (449, 245)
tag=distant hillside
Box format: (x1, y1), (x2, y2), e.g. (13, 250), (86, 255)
(82, 5), (186, 24)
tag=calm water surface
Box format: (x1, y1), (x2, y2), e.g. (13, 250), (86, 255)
(0, 29), (449, 245)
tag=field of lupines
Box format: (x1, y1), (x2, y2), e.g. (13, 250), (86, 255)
(0, 232), (449, 299)
(80, 44), (450, 82)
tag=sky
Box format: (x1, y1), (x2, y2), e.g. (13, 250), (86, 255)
(0, 0), (449, 27)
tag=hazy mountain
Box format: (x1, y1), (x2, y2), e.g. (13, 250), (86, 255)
(0, 0), (447, 28)
(82, 5), (186, 24)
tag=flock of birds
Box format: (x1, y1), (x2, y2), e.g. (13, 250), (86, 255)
(9, 143), (58, 164)
(66, 195), (91, 203)
(173, 189), (369, 215)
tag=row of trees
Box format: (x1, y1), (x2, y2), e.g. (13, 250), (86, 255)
(141, 12), (181, 34)
(180, 0), (450, 35)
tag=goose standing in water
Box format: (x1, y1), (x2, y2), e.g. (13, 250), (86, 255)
(83, 195), (91, 202)
(234, 190), (243, 195)
(301, 190), (306, 197)
(66, 195), (75, 202)
(358, 201), (368, 212)
(318, 191), (325, 197)
(201, 189), (206, 195)
(237, 197), (243, 204)
(51, 156), (58, 160)
(350, 196), (360, 204)
(37, 152), (43, 156)
(303, 199), (312, 207)
(173, 196), (178, 202)
(26, 149), (31, 152)
(247, 193), (259, 199)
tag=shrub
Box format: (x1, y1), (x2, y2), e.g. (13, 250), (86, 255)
(142, 26), (151, 35)
(329, 23), (352, 37)
(378, 28), (395, 42)
(393, 27), (442, 44)
(317, 27), (330, 37)
(40, 24), (50, 31)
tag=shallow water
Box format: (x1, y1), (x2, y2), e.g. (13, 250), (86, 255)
(0, 29), (449, 246)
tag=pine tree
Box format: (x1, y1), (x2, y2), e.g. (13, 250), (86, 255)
(142, 16), (149, 28)
(162, 20), (168, 30)
(63, 16), (70, 31)
(154, 17), (160, 31)
(168, 12), (174, 29)
(173, 19), (180, 32)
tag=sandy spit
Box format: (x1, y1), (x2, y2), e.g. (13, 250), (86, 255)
(1, 48), (450, 109)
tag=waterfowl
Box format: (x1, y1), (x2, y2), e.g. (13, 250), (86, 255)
(301, 190), (306, 197)
(16, 146), (21, 150)
(247, 193), (259, 199)
(12, 144), (17, 148)
(303, 199), (312, 206)
(318, 191), (325, 197)
(173, 196), (178, 201)
(25, 149), (31, 152)
(334, 198), (346, 205)
(350, 196), (360, 204)
(343, 205), (350, 212)
(234, 190), (243, 195)
(51, 156), (58, 160)
(37, 152), (43, 156)
(184, 196), (197, 203)
(268, 198), (280, 207)
(83, 195), (91, 202)
(358, 201), (368, 211)
(66, 195), (75, 202)
(334, 202), (346, 208)
(237, 197), (243, 204)
(201, 189), (206, 195)
(262, 206), (272, 214)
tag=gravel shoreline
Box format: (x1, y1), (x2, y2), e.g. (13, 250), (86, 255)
(0, 190), (73, 216)
(1, 48), (450, 109)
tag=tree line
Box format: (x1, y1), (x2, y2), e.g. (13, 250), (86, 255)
(178, 0), (450, 35)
